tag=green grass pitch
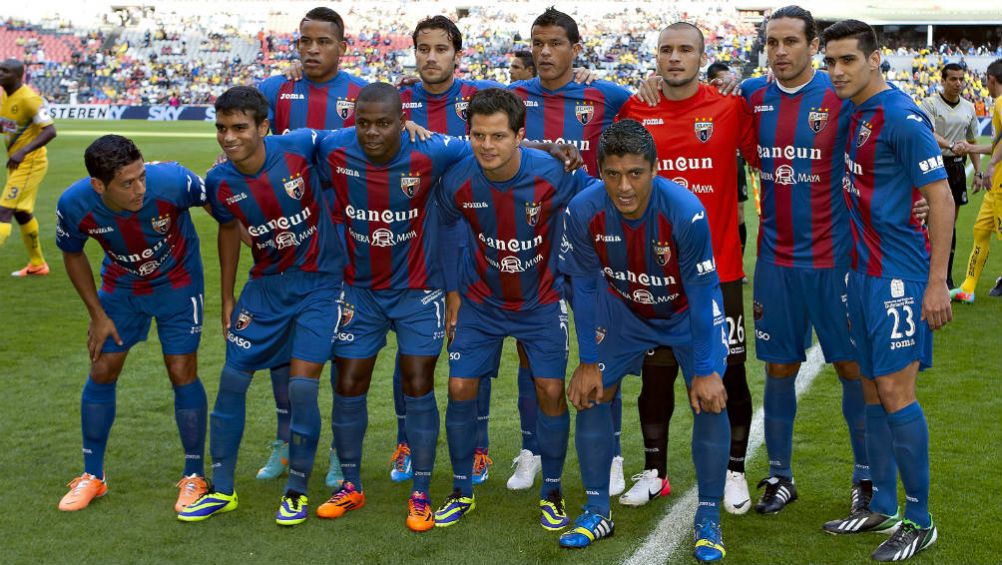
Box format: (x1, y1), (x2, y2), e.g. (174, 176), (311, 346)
(0, 119), (999, 564)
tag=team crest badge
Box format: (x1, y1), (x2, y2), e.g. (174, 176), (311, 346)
(455, 98), (470, 121)
(339, 301), (355, 327)
(575, 101), (595, 125)
(525, 201), (541, 226)
(595, 326), (607, 344)
(151, 214), (171, 234)
(234, 310), (253, 331)
(336, 98), (355, 120)
(753, 300), (764, 321)
(400, 173), (421, 198)
(856, 120), (873, 147)
(694, 117), (714, 143)
(283, 175), (305, 200)
(808, 107), (829, 133)
(652, 240), (672, 266)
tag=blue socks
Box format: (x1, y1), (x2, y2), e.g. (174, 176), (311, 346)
(763, 372), (797, 479)
(209, 366), (252, 495)
(392, 358), (407, 445)
(839, 376), (870, 483)
(81, 377), (116, 479)
(405, 391), (439, 495)
(173, 378), (207, 477)
(611, 388), (623, 457)
(286, 377), (320, 494)
(516, 366), (538, 453)
(865, 403), (899, 516)
(887, 402), (931, 528)
(575, 402), (613, 517)
(536, 408), (569, 499)
(269, 364), (291, 443)
(692, 409), (731, 526)
(332, 393), (367, 489)
(446, 397), (478, 497)
(476, 376), (492, 451)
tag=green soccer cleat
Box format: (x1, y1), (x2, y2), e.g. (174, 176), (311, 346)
(539, 489), (569, 530)
(433, 489), (475, 528)
(177, 491), (238, 522)
(276, 491), (308, 526)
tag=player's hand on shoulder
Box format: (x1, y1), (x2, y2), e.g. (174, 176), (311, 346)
(283, 60), (303, 81)
(396, 74), (420, 88)
(572, 67), (598, 85)
(710, 71), (742, 96)
(550, 143), (584, 172)
(404, 120), (432, 142)
(921, 282), (952, 331)
(911, 197), (930, 222)
(87, 313), (122, 362)
(567, 363), (603, 411)
(636, 74), (662, 107)
(688, 373), (727, 415)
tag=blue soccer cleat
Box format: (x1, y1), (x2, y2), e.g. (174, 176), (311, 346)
(694, 521), (727, 562)
(177, 491), (238, 522)
(256, 440), (288, 480)
(558, 510), (614, 548)
(389, 443), (413, 482)
(326, 448), (344, 490)
(433, 488), (475, 528)
(276, 491), (308, 526)
(539, 489), (569, 530)
(471, 448), (493, 486)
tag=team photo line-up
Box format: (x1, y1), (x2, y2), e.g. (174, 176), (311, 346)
(8, 3), (999, 563)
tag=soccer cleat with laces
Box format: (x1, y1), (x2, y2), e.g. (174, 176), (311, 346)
(317, 481), (365, 519)
(824, 506), (901, 535)
(754, 475), (797, 514)
(723, 470), (751, 515)
(850, 480), (874, 513)
(325, 448), (344, 489)
(989, 276), (1002, 297)
(58, 473), (107, 511)
(619, 469), (671, 507)
(256, 440), (288, 480)
(433, 488), (475, 528)
(506, 449), (541, 490)
(609, 456), (626, 496)
(539, 489), (569, 530)
(175, 474), (208, 512)
(472, 448), (493, 485)
(11, 262), (49, 277)
(558, 510), (614, 548)
(693, 521), (727, 562)
(389, 443), (413, 482)
(276, 491), (308, 526)
(406, 491), (435, 532)
(177, 491), (238, 522)
(871, 518), (937, 561)
(949, 288), (975, 304)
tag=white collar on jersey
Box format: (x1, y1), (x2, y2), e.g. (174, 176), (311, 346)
(776, 70), (815, 95)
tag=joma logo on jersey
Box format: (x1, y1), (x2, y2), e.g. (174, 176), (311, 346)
(808, 108), (830, 133)
(856, 120), (873, 147)
(918, 155), (944, 173)
(336, 98), (355, 120)
(87, 226), (114, 234)
(336, 166), (360, 178)
(642, 118), (664, 126)
(151, 215), (171, 234)
(279, 93), (305, 100)
(455, 98), (470, 121)
(693, 117), (714, 143)
(283, 174), (305, 200)
(594, 233), (621, 242)
(525, 201), (541, 226)
(234, 310), (253, 331)
(575, 101), (595, 125)
(400, 174), (421, 198)
(403, 102), (423, 109)
(652, 240), (672, 266)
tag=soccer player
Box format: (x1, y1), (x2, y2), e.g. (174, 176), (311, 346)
(510, 6), (633, 495)
(949, 58), (1002, 303)
(433, 88), (592, 529)
(55, 135), (208, 513)
(509, 50), (536, 82)
(919, 63), (982, 289)
(559, 120), (730, 562)
(1, 58), (56, 276)
(615, 22), (757, 514)
(177, 86), (344, 526)
(821, 20), (953, 561)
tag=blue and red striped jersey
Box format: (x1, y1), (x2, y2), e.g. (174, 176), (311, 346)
(437, 147), (596, 311)
(401, 78), (505, 137)
(509, 78), (630, 174)
(743, 72), (853, 269)
(317, 129), (471, 290)
(842, 85), (947, 281)
(205, 129), (343, 280)
(56, 162), (205, 295)
(560, 176), (719, 320)
(258, 71), (369, 134)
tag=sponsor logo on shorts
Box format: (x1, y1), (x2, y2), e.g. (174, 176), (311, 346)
(226, 331), (252, 349)
(755, 329), (771, 341)
(890, 279), (905, 298)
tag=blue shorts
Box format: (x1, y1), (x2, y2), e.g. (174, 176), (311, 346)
(99, 283), (204, 356)
(846, 272), (933, 379)
(595, 290), (727, 388)
(449, 298), (569, 380)
(753, 262), (854, 364)
(335, 286), (445, 359)
(225, 271), (340, 372)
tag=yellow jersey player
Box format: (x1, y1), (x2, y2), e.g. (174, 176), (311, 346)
(1, 58), (57, 276)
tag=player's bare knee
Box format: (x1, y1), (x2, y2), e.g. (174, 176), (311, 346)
(289, 358), (324, 379)
(534, 378), (567, 415)
(164, 353), (198, 385)
(873, 363), (919, 412)
(766, 361), (800, 378)
(90, 354), (127, 383)
(400, 354), (436, 396)
(833, 360), (861, 380)
(335, 357), (376, 396)
(448, 377), (479, 401)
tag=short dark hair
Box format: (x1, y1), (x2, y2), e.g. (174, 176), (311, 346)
(663, 22), (705, 54)
(84, 135), (143, 185)
(215, 86), (270, 126)
(467, 88), (525, 134)
(819, 19), (878, 57)
(941, 62), (964, 79)
(514, 50), (536, 75)
(767, 5), (816, 43)
(301, 7), (345, 41)
(412, 15), (462, 52)
(598, 120), (657, 170)
(706, 62), (730, 81)
(532, 7), (580, 44)
(987, 58), (1002, 83)
(356, 82), (402, 114)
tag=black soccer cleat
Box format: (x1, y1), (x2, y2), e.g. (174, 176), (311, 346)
(871, 519), (937, 561)
(823, 508), (900, 535)
(850, 480), (873, 514)
(989, 276), (1002, 297)
(754, 476), (797, 514)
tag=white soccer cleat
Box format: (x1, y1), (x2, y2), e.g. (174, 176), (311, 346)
(619, 469), (671, 507)
(609, 456), (626, 496)
(724, 470), (751, 515)
(506, 449), (541, 490)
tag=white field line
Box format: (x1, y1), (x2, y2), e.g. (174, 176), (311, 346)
(624, 344), (826, 565)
